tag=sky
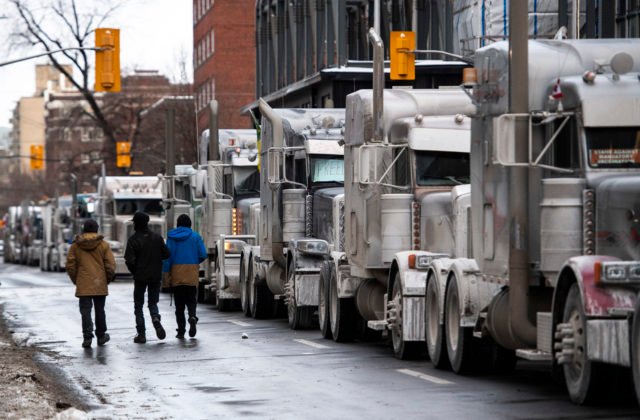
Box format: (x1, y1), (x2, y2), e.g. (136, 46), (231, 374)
(0, 0), (193, 127)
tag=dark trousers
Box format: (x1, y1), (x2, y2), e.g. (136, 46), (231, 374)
(173, 285), (197, 333)
(134, 280), (161, 333)
(79, 296), (107, 339)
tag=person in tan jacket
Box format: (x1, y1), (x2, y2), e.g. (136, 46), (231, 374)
(66, 219), (116, 348)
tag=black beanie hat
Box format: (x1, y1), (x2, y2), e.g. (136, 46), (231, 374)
(177, 214), (192, 228)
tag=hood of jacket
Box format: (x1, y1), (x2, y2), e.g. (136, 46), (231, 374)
(74, 232), (105, 251)
(167, 226), (193, 242)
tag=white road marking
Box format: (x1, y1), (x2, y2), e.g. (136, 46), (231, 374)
(397, 368), (454, 385)
(228, 320), (252, 327)
(294, 339), (331, 349)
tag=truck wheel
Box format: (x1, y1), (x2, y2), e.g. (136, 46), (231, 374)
(445, 276), (478, 374)
(426, 275), (448, 369)
(562, 283), (608, 404)
(390, 275), (424, 360)
(633, 300), (640, 406)
(330, 268), (356, 342)
(240, 254), (251, 317)
(250, 263), (273, 319)
(318, 261), (333, 339)
(286, 265), (316, 330)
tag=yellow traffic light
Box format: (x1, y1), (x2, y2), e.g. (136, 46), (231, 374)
(30, 144), (44, 170)
(116, 141), (131, 168)
(390, 31), (416, 81)
(95, 28), (121, 92)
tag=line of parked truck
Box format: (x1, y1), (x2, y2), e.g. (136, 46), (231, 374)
(2, 23), (639, 407)
(168, 32), (640, 407)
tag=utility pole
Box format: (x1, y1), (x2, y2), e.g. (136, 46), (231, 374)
(508, 0), (536, 346)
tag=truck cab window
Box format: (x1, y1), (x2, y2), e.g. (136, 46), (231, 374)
(415, 151), (470, 186)
(548, 118), (580, 170)
(586, 127), (640, 169)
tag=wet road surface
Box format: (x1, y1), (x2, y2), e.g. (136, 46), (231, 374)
(1, 262), (639, 419)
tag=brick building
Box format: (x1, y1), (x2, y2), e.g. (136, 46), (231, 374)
(193, 0), (256, 133)
(45, 70), (195, 194)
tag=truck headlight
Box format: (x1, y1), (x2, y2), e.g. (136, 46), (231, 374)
(223, 240), (246, 255)
(415, 255), (432, 269)
(296, 239), (329, 256)
(600, 261), (640, 284)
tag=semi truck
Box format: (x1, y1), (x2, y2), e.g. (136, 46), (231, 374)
(239, 103), (346, 329)
(162, 128), (260, 309)
(40, 193), (97, 272)
(97, 176), (165, 276)
(412, 25), (640, 404)
(314, 30), (473, 360)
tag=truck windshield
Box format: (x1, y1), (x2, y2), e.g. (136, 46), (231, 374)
(415, 151), (470, 186)
(115, 199), (164, 216)
(310, 157), (344, 183)
(586, 127), (640, 169)
(234, 167), (260, 196)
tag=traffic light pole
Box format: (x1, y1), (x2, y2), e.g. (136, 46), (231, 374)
(0, 47), (102, 67)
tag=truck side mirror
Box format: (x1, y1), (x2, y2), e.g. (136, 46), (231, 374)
(356, 147), (373, 183)
(267, 149), (282, 185)
(493, 115), (517, 165)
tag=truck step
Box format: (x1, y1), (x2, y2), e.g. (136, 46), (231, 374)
(367, 320), (388, 331)
(515, 349), (552, 362)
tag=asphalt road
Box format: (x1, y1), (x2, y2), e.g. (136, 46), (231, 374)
(1, 261), (639, 419)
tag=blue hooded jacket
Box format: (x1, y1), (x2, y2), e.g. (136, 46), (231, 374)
(163, 227), (207, 286)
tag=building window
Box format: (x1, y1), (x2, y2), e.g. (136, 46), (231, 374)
(617, 0), (640, 37)
(64, 127), (71, 142)
(90, 151), (102, 163)
(210, 29), (215, 56)
(81, 127), (90, 142)
(81, 153), (90, 164)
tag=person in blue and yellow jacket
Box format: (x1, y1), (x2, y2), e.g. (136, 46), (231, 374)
(164, 214), (207, 339)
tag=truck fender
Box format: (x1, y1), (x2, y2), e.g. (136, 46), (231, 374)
(329, 251), (359, 298)
(390, 251), (448, 297)
(448, 259), (500, 328)
(553, 255), (637, 320)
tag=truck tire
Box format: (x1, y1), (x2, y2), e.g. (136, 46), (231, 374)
(445, 275), (478, 374)
(633, 300), (640, 406)
(562, 283), (608, 405)
(286, 265), (316, 330)
(250, 262), (273, 319)
(329, 267), (356, 342)
(426, 275), (448, 369)
(240, 253), (251, 317)
(390, 275), (425, 360)
(318, 261), (333, 339)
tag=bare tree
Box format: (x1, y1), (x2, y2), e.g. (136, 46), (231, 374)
(8, 0), (121, 144)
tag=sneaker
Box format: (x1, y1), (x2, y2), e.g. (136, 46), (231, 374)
(176, 330), (185, 339)
(97, 333), (110, 346)
(82, 337), (92, 348)
(133, 334), (146, 344)
(188, 316), (198, 338)
(152, 317), (166, 340)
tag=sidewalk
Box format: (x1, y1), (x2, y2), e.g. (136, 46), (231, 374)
(0, 304), (86, 419)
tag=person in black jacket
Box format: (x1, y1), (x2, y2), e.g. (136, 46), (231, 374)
(124, 212), (170, 344)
